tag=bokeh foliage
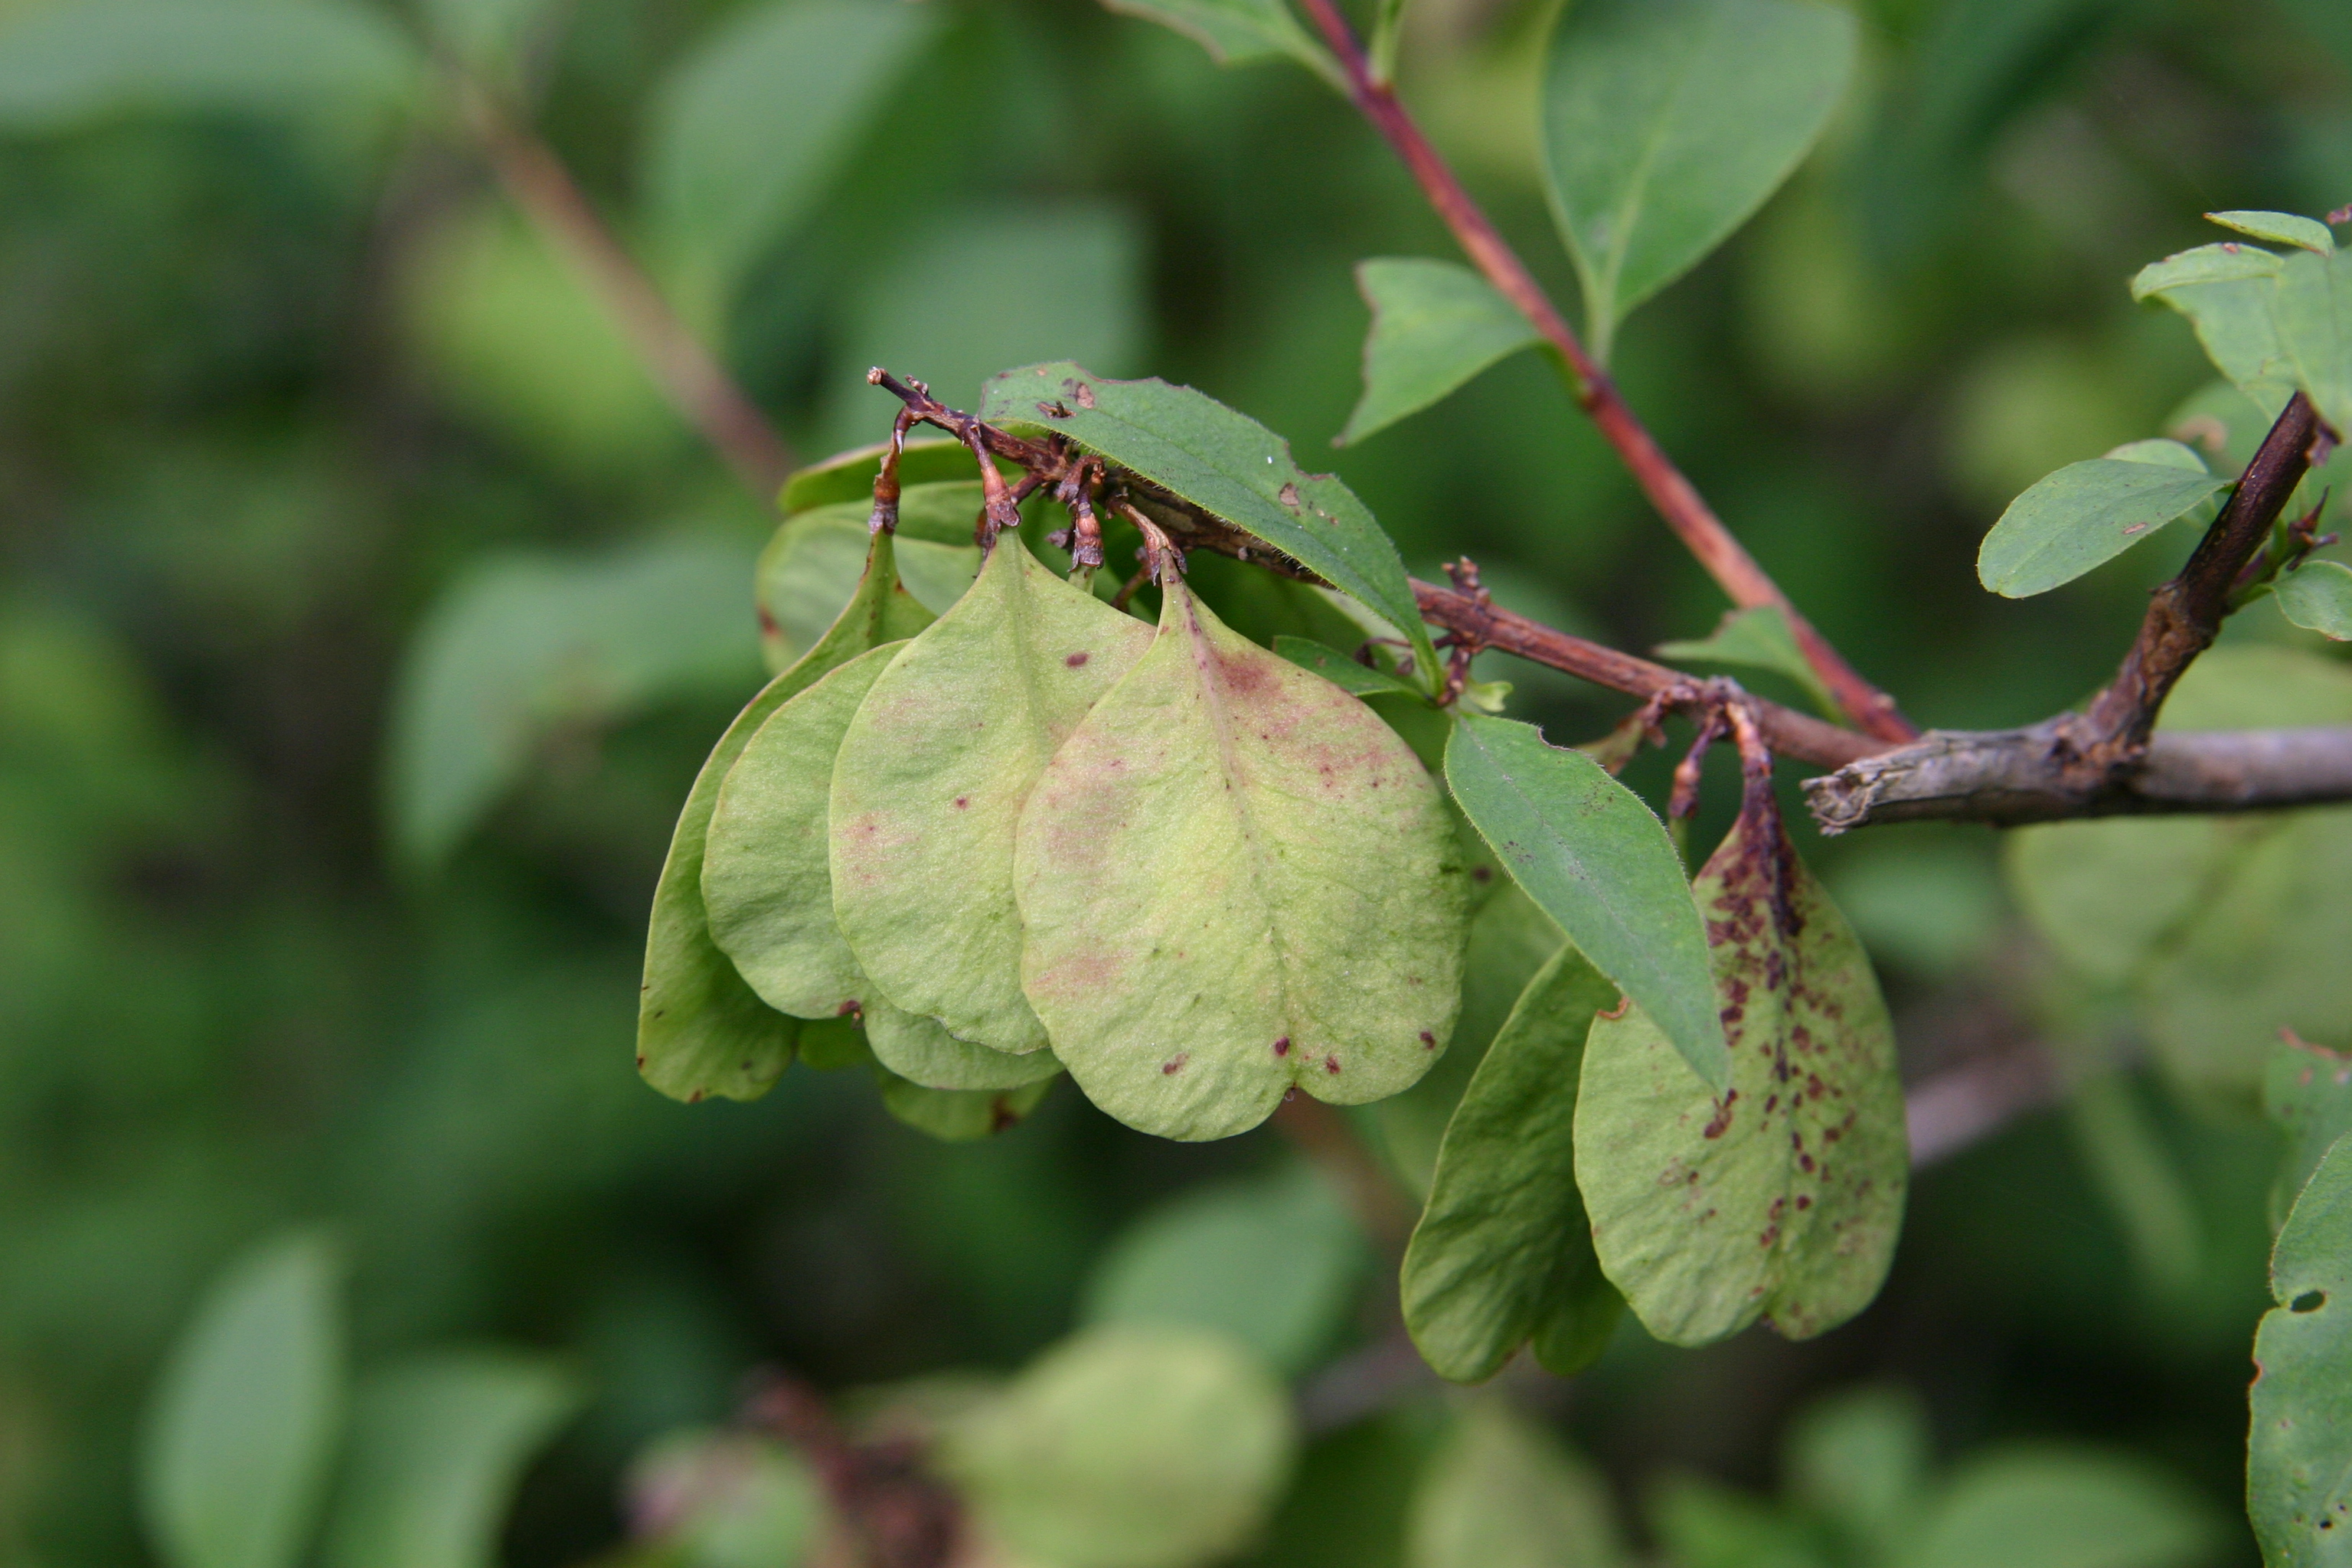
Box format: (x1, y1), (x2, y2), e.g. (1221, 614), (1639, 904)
(2, 0), (2351, 1560)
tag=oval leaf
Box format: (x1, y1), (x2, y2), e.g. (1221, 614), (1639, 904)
(2209, 209), (2335, 253)
(1082, 1163), (1366, 1377)
(141, 1232), (345, 1568)
(1442, 714), (1725, 1091)
(2278, 248), (2352, 438)
(1401, 944), (1625, 1383)
(831, 538), (1153, 1053)
(705, 642), (907, 1020)
(2278, 560), (2352, 641)
(0, 0), (421, 134)
(2252, 1135), (2352, 1568)
(320, 1353), (582, 1568)
(1574, 789), (1906, 1345)
(640, 0), (940, 309)
(1541, 0), (1856, 361)
(867, 995), (1063, 1092)
(2132, 244), (2296, 408)
(1913, 1449), (2219, 1568)
(946, 1325), (1298, 1568)
(1977, 455), (2230, 598)
(2267, 1037), (2352, 1230)
(1405, 1400), (1626, 1568)
(976, 361), (1440, 686)
(1339, 259), (1542, 446)
(1014, 573), (1468, 1141)
(639, 531), (932, 1105)
(1097, 0), (1339, 83)
(756, 482), (981, 668)
(877, 1070), (1057, 1141)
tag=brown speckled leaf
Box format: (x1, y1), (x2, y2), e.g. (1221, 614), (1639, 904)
(1573, 778), (1906, 1344)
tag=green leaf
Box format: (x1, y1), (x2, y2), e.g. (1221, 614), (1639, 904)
(2132, 244), (2296, 410)
(1442, 714), (1726, 1091)
(1782, 1386), (1929, 1562)
(866, 995), (1065, 1093)
(1374, 882), (1564, 1197)
(1014, 572), (1468, 1140)
(704, 648), (1060, 1093)
(2277, 248), (2352, 438)
(706, 642), (907, 1020)
(1655, 606), (1839, 720)
(639, 531), (932, 1106)
(1081, 1164), (1367, 1377)
(831, 538), (1153, 1054)
(1405, 1400), (1625, 1568)
(1338, 259), (1542, 446)
(640, 0), (942, 313)
(1910, 1448), (2220, 1568)
(1574, 792), (1906, 1345)
(1402, 945), (1624, 1383)
(416, 0), (559, 75)
(2008, 649), (2352, 1102)
(141, 1231), (345, 1568)
(402, 202), (684, 481)
(2278, 560), (2352, 641)
(0, 0), (421, 134)
(1647, 1478), (1828, 1568)
(319, 1353), (581, 1568)
(2209, 210), (2336, 253)
(2252, 1135), (2352, 1568)
(1095, 0), (1340, 85)
(781, 437), (974, 514)
(387, 537), (762, 868)
(755, 487), (981, 671)
(1976, 448), (2229, 598)
(2266, 1036), (2352, 1230)
(978, 361), (1442, 688)
(1272, 635), (1424, 697)
(1540, 0), (1856, 363)
(876, 1070), (1057, 1141)
(622, 1430), (823, 1568)
(946, 1325), (1298, 1568)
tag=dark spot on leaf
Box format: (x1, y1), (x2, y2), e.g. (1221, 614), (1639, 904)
(1324, 1054), (1341, 1073)
(1703, 1090), (1738, 1138)
(1471, 865), (1494, 884)
(836, 1000), (860, 1017)
(1419, 1031), (1436, 1047)
(688, 1090), (704, 1104)
(1273, 1036), (1291, 1056)
(1067, 651), (1089, 667)
(635, 1054), (645, 1068)
(1162, 1054), (1188, 1075)
(990, 1096), (1018, 1132)
(1279, 482), (1301, 510)
(1795, 1194), (1811, 1210)
(2293, 1290), (2327, 1313)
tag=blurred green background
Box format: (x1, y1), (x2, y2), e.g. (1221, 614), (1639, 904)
(3, 0), (2350, 1560)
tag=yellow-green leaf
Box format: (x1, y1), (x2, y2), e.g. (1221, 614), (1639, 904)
(2252, 1135), (2352, 1568)
(1015, 573), (1468, 1141)
(638, 531), (930, 1104)
(1574, 791), (1906, 1344)
(1401, 945), (1624, 1383)
(831, 538), (1152, 1054)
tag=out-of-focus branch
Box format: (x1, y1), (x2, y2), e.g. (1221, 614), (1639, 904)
(1286, 0), (1916, 746)
(454, 80), (792, 498)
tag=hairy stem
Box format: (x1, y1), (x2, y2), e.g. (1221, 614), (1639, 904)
(1289, 0), (1915, 745)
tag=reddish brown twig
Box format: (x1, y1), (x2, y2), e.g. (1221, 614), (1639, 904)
(1287, 0), (1913, 746)
(2076, 392), (2326, 762)
(457, 81), (792, 498)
